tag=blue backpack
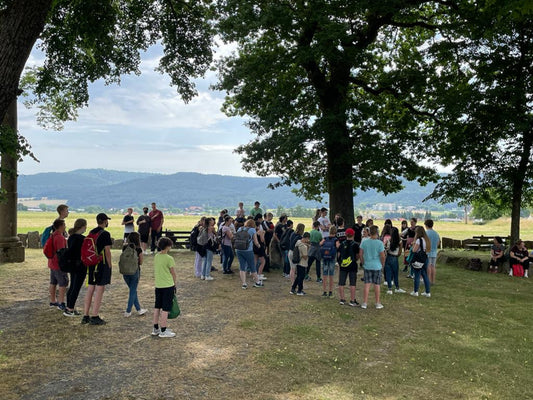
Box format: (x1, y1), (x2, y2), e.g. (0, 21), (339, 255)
(41, 225), (53, 247)
(320, 237), (337, 261)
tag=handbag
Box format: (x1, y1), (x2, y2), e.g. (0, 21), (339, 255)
(410, 238), (427, 269)
(168, 294), (181, 319)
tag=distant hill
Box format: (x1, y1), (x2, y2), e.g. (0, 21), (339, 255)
(17, 169), (446, 210)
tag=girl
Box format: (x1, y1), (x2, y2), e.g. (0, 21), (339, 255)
(123, 232), (147, 317)
(382, 226), (405, 294)
(410, 226), (431, 297)
(63, 218), (87, 317)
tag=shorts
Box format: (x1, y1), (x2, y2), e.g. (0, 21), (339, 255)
(322, 259), (336, 276)
(155, 286), (175, 312)
(428, 257), (437, 267)
(88, 264), (112, 286)
(50, 269), (69, 287)
(288, 250), (296, 271)
(338, 268), (356, 286)
(363, 269), (382, 285)
(139, 232), (149, 243)
(253, 243), (266, 257)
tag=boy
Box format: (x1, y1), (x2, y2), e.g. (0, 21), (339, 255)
(152, 237), (178, 338)
(424, 219), (440, 284)
(320, 226), (338, 297)
(337, 228), (360, 306)
(307, 221), (322, 282)
(122, 207), (135, 241)
(290, 232), (310, 295)
(47, 219), (68, 310)
(359, 225), (385, 309)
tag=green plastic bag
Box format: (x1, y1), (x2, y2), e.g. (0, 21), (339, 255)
(168, 294), (180, 319)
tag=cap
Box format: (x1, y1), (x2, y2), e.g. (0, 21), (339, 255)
(96, 213), (111, 223)
(345, 228), (355, 237)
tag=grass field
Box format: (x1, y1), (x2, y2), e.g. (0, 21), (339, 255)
(16, 211), (533, 241)
(0, 248), (531, 399)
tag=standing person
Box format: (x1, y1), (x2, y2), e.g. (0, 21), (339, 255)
(262, 212), (275, 273)
(122, 232), (148, 317)
(290, 232), (310, 295)
(279, 219), (294, 278)
(359, 225), (385, 309)
(424, 219), (440, 284)
(235, 202), (246, 224)
(63, 218), (87, 317)
(41, 204), (69, 247)
(317, 207), (331, 239)
(405, 218), (417, 278)
(254, 214), (267, 280)
(352, 215), (365, 245)
(383, 226), (406, 295)
(122, 207), (135, 242)
(410, 226), (431, 297)
(152, 237), (178, 338)
(400, 220), (409, 272)
(136, 207), (151, 254)
(320, 226), (338, 297)
(307, 221), (323, 282)
(288, 223), (305, 284)
(333, 213), (342, 228)
(82, 213), (113, 325)
(235, 219), (264, 289)
(337, 228), (360, 306)
(47, 219), (69, 311)
(192, 217), (206, 278)
(220, 215), (235, 274)
(149, 202), (164, 253)
(489, 236), (505, 274)
(312, 209), (321, 223)
(201, 218), (217, 281)
(250, 201), (263, 218)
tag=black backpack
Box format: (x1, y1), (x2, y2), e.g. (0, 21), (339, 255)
(292, 243), (301, 264)
(280, 228), (293, 251)
(189, 226), (199, 251)
(57, 247), (74, 273)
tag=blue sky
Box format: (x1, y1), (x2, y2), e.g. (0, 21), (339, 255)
(17, 44), (256, 177)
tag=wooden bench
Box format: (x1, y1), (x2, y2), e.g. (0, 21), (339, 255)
(161, 230), (191, 249)
(464, 235), (510, 251)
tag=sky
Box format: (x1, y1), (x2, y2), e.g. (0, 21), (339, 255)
(17, 44), (256, 177)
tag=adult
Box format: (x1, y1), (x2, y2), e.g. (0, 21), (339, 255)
(122, 207), (135, 242)
(424, 219), (440, 284)
(250, 201), (263, 218)
(489, 236), (505, 274)
(122, 232), (147, 317)
(317, 207), (331, 239)
(510, 239), (529, 278)
(47, 219), (68, 311)
(410, 226), (431, 297)
(254, 213), (267, 280)
(82, 213), (113, 325)
(262, 212), (275, 272)
(136, 207), (151, 254)
(149, 202), (164, 253)
(235, 219), (263, 289)
(220, 215), (235, 274)
(63, 218), (87, 317)
(359, 225), (385, 309)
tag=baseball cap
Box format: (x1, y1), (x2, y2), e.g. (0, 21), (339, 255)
(96, 213), (111, 223)
(345, 228), (355, 237)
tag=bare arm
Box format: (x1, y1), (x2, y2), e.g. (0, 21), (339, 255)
(105, 245), (112, 268)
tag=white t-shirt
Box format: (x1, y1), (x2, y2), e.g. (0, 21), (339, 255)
(317, 216), (331, 238)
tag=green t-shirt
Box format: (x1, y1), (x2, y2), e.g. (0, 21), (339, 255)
(310, 229), (323, 244)
(154, 253), (175, 288)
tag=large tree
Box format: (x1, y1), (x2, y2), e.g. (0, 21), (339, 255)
(423, 0), (533, 243)
(214, 0), (452, 226)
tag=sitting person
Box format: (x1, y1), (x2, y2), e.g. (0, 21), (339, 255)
(510, 239), (529, 278)
(489, 236), (505, 274)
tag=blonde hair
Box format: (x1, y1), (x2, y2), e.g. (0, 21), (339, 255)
(295, 223), (305, 235)
(414, 226), (431, 251)
(244, 219), (256, 228)
(329, 226), (337, 235)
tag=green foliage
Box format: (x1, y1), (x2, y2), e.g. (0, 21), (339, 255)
(471, 200), (504, 221)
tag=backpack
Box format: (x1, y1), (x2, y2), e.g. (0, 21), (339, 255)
(339, 240), (355, 268)
(292, 243), (301, 264)
(411, 238), (427, 269)
(197, 229), (208, 246)
(81, 230), (104, 267)
(234, 228), (251, 250)
(279, 228), (293, 251)
(512, 263), (524, 277)
(320, 237), (337, 261)
(189, 226), (199, 251)
(41, 225), (53, 248)
(57, 247), (74, 272)
(466, 258), (482, 271)
(217, 226), (226, 243)
(119, 245), (139, 275)
(43, 236), (55, 259)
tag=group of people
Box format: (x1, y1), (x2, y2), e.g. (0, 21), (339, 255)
(189, 204), (442, 309)
(43, 203), (179, 338)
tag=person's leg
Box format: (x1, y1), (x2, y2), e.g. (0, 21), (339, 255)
(392, 257), (400, 289)
(523, 259), (529, 278)
(258, 256), (265, 276)
(91, 285), (106, 316)
(384, 257), (393, 290)
(58, 285), (67, 305)
(422, 266), (431, 293)
(204, 250), (214, 278)
(363, 283), (371, 304)
(316, 257), (322, 281)
(194, 252), (203, 277)
(283, 250), (290, 276)
(349, 270), (356, 301)
(153, 308), (161, 326)
(236, 251), (247, 286)
(84, 284), (95, 316)
(151, 232), (157, 252)
(49, 284), (57, 304)
(296, 265), (305, 292)
(413, 268), (421, 293)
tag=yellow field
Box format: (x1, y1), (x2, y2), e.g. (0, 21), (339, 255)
(15, 211), (533, 241)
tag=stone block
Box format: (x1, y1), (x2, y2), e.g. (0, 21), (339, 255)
(17, 234), (28, 247)
(112, 238), (123, 249)
(27, 231), (41, 249)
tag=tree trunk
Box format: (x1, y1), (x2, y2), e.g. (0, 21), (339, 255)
(0, 0), (52, 123)
(510, 183), (521, 246)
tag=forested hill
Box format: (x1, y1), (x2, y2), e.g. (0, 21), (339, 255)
(18, 169), (444, 209)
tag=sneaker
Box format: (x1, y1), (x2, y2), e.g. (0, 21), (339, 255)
(259, 274), (267, 280)
(361, 303), (367, 309)
(289, 290), (296, 295)
(137, 308), (148, 316)
(205, 276), (214, 281)
(322, 292), (328, 297)
(305, 275), (311, 281)
(349, 300), (360, 307)
(328, 292), (333, 297)
(253, 281), (264, 287)
(386, 290), (393, 295)
(421, 292), (431, 297)
(211, 266), (218, 272)
(375, 303), (384, 309)
(81, 315), (90, 324)
(72, 310), (81, 315)
(57, 303), (66, 311)
(49, 302), (59, 307)
(395, 288), (406, 294)
(339, 299), (346, 305)
(407, 274), (413, 279)
(151, 327), (161, 336)
(124, 311), (132, 317)
(296, 291), (306, 296)
(402, 267), (408, 272)
(159, 330), (176, 338)
(317, 278), (323, 283)
(89, 316), (106, 325)
(63, 310), (76, 317)
(410, 291), (419, 297)
(200, 276), (205, 280)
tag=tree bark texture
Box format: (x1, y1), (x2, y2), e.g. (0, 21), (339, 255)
(0, 0), (52, 123)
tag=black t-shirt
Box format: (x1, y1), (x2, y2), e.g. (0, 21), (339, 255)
(90, 227), (113, 266)
(339, 240), (359, 272)
(511, 246), (528, 263)
(336, 228), (347, 243)
(352, 223), (364, 243)
(136, 215), (151, 234)
(123, 215), (134, 227)
(275, 223), (286, 240)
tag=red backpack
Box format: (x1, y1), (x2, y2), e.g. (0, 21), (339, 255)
(81, 230), (104, 267)
(512, 264), (524, 277)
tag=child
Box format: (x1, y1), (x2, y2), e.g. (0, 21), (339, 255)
(47, 219), (68, 310)
(320, 226), (338, 297)
(337, 228), (360, 306)
(359, 225), (385, 309)
(307, 221), (323, 282)
(290, 232), (310, 295)
(122, 232), (147, 317)
(152, 237), (178, 338)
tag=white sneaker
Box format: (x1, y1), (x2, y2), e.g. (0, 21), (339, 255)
(375, 303), (384, 309)
(361, 303), (367, 309)
(151, 328), (161, 336)
(123, 311), (132, 317)
(159, 330), (176, 338)
(509, 271), (513, 276)
(395, 288), (406, 293)
(205, 276), (214, 281)
(410, 291), (419, 297)
(386, 290), (393, 295)
(200, 276), (205, 280)
(258, 274), (267, 280)
(137, 308), (147, 316)
(421, 292), (431, 297)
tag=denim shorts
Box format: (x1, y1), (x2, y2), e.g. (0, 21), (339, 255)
(363, 269), (382, 285)
(428, 257), (437, 267)
(322, 259), (335, 276)
(50, 269), (69, 287)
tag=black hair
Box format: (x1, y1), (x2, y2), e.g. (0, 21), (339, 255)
(157, 237), (173, 250)
(286, 219), (294, 227)
(389, 227), (401, 252)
